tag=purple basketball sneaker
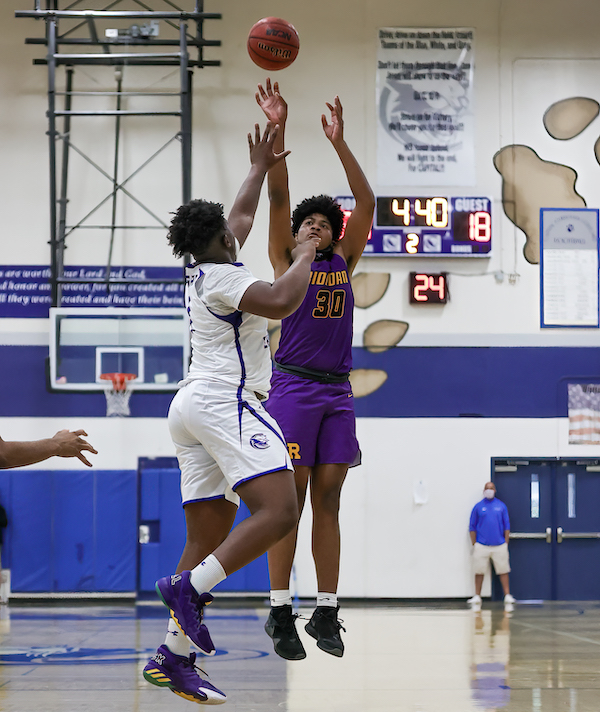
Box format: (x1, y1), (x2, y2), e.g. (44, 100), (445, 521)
(156, 571), (216, 656)
(143, 644), (226, 705)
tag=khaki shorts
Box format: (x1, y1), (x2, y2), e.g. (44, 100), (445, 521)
(473, 542), (510, 575)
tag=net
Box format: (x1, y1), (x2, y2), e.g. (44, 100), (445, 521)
(100, 373), (136, 417)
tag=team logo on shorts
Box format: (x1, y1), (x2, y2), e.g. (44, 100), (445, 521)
(249, 433), (270, 449)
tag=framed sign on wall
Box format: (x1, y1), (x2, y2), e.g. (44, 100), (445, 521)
(540, 208), (599, 328)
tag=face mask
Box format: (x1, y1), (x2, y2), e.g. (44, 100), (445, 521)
(483, 489), (495, 500)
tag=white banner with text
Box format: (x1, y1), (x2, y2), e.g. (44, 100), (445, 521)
(377, 27), (475, 187)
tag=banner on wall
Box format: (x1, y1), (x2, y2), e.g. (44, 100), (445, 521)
(376, 27), (475, 186)
(0, 265), (184, 318)
(568, 384), (600, 444)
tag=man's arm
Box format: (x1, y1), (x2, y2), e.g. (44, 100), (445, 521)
(256, 79), (296, 279)
(504, 530), (510, 544)
(469, 505), (478, 545)
(227, 122), (290, 248)
(0, 430), (98, 469)
(239, 237), (321, 319)
(321, 96), (375, 275)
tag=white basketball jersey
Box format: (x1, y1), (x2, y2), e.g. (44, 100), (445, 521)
(182, 261), (272, 396)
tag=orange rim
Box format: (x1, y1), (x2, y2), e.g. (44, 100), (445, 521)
(99, 372), (136, 391)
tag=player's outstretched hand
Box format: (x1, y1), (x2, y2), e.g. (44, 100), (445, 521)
(256, 78), (288, 126)
(291, 236), (321, 263)
(247, 122), (290, 171)
(53, 429), (98, 467)
(321, 95), (344, 144)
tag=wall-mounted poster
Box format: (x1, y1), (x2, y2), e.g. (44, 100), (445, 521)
(540, 208), (599, 328)
(377, 28), (475, 187)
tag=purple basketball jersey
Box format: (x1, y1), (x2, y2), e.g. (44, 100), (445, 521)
(274, 253), (353, 373)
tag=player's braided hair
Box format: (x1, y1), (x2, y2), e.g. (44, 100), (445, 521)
(291, 194), (345, 243)
(167, 199), (226, 259)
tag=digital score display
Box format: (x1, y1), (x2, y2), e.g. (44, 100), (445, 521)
(362, 196), (492, 256)
(409, 272), (448, 304)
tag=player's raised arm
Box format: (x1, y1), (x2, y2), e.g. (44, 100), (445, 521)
(322, 96), (375, 275)
(227, 122), (290, 248)
(256, 78), (296, 278)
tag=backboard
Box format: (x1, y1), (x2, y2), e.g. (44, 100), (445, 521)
(49, 307), (190, 392)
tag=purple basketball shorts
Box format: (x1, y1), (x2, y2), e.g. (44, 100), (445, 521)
(264, 370), (360, 468)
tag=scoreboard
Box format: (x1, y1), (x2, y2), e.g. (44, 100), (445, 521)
(338, 196), (492, 257)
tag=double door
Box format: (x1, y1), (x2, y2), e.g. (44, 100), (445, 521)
(492, 458), (600, 600)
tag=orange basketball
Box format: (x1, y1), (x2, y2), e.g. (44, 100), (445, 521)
(247, 17), (299, 71)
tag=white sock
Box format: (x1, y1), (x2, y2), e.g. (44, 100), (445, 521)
(270, 589), (292, 607)
(189, 554), (227, 593)
(164, 617), (190, 657)
(317, 592), (338, 608)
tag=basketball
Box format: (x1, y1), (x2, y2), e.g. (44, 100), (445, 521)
(247, 17), (299, 71)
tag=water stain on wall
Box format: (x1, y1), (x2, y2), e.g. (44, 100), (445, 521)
(493, 145), (585, 264)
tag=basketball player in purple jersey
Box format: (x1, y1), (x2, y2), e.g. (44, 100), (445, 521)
(257, 79), (375, 659)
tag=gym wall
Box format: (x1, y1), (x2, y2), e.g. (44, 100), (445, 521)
(1, 0), (599, 597)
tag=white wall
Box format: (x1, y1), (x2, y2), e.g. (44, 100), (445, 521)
(297, 416), (600, 598)
(5, 0), (600, 320)
(2, 0), (600, 597)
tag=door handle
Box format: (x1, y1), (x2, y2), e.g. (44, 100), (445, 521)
(557, 528), (600, 543)
(509, 530), (552, 543)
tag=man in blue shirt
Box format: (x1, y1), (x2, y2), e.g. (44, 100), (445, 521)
(468, 482), (515, 612)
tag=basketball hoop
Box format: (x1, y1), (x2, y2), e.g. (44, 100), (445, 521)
(100, 373), (136, 417)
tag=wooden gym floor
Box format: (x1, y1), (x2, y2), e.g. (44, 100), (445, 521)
(0, 599), (598, 711)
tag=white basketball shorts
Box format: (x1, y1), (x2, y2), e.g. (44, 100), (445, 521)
(168, 378), (293, 506)
(472, 542), (511, 575)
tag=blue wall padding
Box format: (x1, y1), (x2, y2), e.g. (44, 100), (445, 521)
(139, 543), (162, 593)
(140, 468), (161, 520)
(95, 470), (138, 590)
(138, 462), (270, 593)
(2, 344), (600, 417)
(53, 472), (95, 590)
(0, 462), (269, 594)
(8, 471), (53, 591)
(138, 467), (187, 591)
(0, 469), (136, 592)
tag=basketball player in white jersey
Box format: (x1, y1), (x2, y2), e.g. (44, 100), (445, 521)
(143, 123), (320, 704)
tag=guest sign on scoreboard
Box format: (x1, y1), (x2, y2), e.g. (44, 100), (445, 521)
(337, 196), (492, 257)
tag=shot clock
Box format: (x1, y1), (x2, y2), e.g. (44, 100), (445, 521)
(409, 272), (448, 304)
(336, 195), (492, 256)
